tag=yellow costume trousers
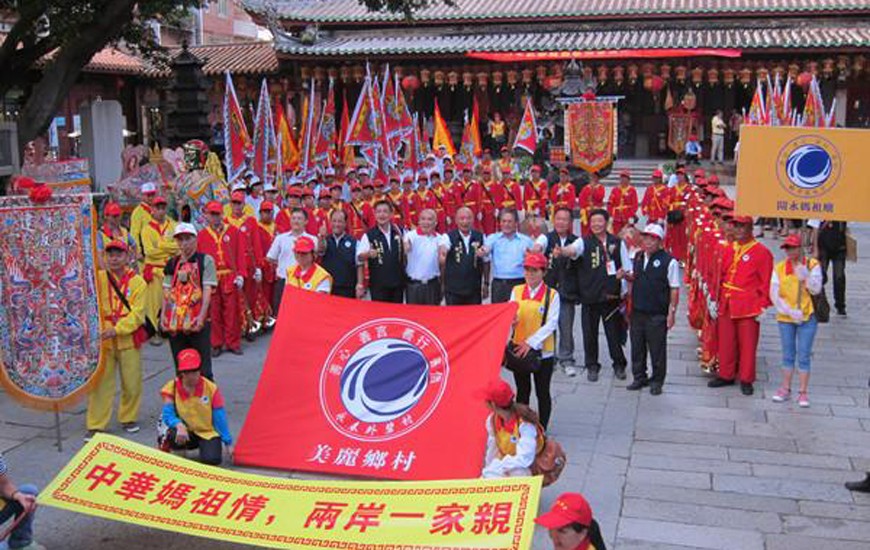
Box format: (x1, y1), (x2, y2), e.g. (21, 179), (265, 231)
(144, 277), (164, 329)
(86, 347), (142, 430)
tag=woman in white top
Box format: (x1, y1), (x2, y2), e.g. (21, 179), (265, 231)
(479, 378), (544, 478)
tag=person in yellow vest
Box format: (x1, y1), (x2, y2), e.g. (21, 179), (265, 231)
(86, 240), (146, 440)
(96, 201), (138, 270)
(479, 378), (545, 478)
(535, 492), (608, 550)
(130, 181), (158, 261)
(286, 236), (332, 293)
(770, 234), (822, 408)
(160, 349), (233, 465)
(140, 195), (178, 345)
(509, 252), (560, 428)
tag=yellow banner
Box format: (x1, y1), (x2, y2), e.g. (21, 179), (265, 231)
(736, 125), (870, 222)
(39, 434), (542, 549)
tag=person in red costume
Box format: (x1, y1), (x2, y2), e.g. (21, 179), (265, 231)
(253, 201), (277, 331)
(607, 169), (639, 236)
(458, 165), (483, 230)
(479, 166), (504, 235)
(708, 215), (774, 395)
(346, 183), (375, 238)
(640, 169), (671, 225)
(225, 191), (263, 341)
(198, 201), (246, 357)
(664, 168), (691, 263)
(550, 166), (577, 222)
(523, 164), (549, 221)
(577, 172), (605, 236)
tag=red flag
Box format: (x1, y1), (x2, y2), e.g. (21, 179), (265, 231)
(252, 78), (276, 183)
(513, 98), (538, 155)
(223, 71), (253, 182)
(432, 100), (456, 156)
(339, 92), (356, 169)
(234, 287), (517, 480)
(346, 78), (377, 147)
(314, 79), (337, 163)
(275, 101), (299, 171)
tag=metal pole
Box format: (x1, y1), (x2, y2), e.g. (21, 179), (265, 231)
(54, 405), (63, 452)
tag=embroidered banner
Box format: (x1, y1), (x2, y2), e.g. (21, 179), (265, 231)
(667, 111), (698, 155)
(40, 434), (542, 549)
(235, 286), (517, 480)
(0, 194), (103, 409)
(565, 102), (615, 173)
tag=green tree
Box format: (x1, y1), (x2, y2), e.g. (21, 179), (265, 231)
(2, 0), (449, 154)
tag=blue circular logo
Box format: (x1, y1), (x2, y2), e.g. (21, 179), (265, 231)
(776, 136), (841, 198)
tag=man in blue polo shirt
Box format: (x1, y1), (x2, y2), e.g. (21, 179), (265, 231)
(0, 453), (44, 550)
(481, 208), (536, 303)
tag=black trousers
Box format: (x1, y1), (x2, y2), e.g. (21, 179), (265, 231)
(272, 278), (286, 317)
(332, 285), (355, 298)
(491, 278), (524, 304)
(167, 427), (223, 466)
(406, 279), (442, 305)
(513, 357), (554, 429)
(370, 286), (405, 303)
(818, 247), (847, 311)
(169, 324), (213, 380)
(630, 311), (668, 385)
(445, 291), (482, 305)
(581, 301), (627, 370)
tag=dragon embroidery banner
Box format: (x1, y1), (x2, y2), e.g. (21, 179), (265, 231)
(0, 194), (102, 408)
(565, 102), (615, 173)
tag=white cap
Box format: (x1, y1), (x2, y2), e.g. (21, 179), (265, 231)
(641, 223), (665, 240)
(141, 182), (157, 194)
(263, 183), (277, 192)
(173, 222), (198, 238)
(249, 175), (263, 186)
(231, 181), (247, 192)
(324, 167), (336, 177)
(357, 168), (369, 177)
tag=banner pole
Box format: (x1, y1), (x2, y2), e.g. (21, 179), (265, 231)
(53, 405), (63, 452)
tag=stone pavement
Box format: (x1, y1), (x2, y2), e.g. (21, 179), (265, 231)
(2, 219), (870, 550)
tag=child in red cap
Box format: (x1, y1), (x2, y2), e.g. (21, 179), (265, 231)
(535, 492), (607, 549)
(478, 379), (545, 479)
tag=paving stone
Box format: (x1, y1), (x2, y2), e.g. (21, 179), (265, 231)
(752, 463), (862, 484)
(622, 497), (783, 533)
(627, 467), (712, 489)
(633, 441), (729, 460)
(617, 518), (765, 550)
(784, 515), (870, 542)
(798, 501), (870, 521)
(765, 534), (870, 550)
(714, 474), (854, 503)
(616, 539), (711, 550)
(624, 483), (800, 514)
(728, 448), (854, 470)
(631, 453), (751, 475)
(635, 427), (798, 452)
(636, 414), (735, 435)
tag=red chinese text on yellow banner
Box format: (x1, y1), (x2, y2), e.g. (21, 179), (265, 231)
(235, 287), (517, 480)
(565, 102), (614, 173)
(39, 434), (542, 549)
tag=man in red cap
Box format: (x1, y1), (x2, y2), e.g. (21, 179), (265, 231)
(226, 191), (263, 340)
(641, 169), (671, 225)
(438, 167), (461, 230)
(577, 172), (605, 237)
(130, 181), (158, 262)
(458, 165), (483, 230)
(140, 196), (178, 344)
(86, 239), (147, 439)
(198, 200), (245, 356)
(550, 167), (577, 223)
(311, 189), (332, 235)
(665, 169), (691, 263)
(496, 146), (517, 180)
(708, 215), (773, 395)
(253, 201), (277, 329)
(479, 166), (504, 235)
(347, 183), (374, 238)
(534, 492), (607, 550)
(385, 173), (407, 228)
(607, 170), (638, 236)
(524, 164), (549, 221)
(97, 201), (137, 270)
(275, 187), (303, 233)
(286, 236), (332, 293)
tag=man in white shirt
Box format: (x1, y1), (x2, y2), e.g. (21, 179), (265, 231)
(403, 209), (442, 305)
(266, 208), (315, 313)
(711, 110), (727, 164)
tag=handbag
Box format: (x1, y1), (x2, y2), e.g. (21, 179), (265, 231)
(503, 286), (551, 374)
(106, 271), (155, 345)
(846, 232), (858, 263)
(666, 209), (685, 224)
(811, 290), (830, 324)
(532, 436), (567, 487)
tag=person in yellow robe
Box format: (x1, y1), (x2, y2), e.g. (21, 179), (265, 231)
(140, 196), (178, 345)
(130, 181), (158, 262)
(86, 240), (147, 439)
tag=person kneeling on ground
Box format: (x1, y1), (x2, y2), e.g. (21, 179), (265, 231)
(0, 452), (44, 550)
(479, 379), (545, 478)
(160, 349), (233, 466)
(535, 492), (607, 550)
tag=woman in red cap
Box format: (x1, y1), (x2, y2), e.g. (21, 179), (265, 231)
(479, 379), (544, 478)
(534, 492), (607, 549)
(160, 349), (233, 465)
(769, 235), (822, 407)
(286, 236), (333, 294)
(509, 252), (560, 428)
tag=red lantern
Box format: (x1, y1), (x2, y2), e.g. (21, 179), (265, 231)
(401, 75), (420, 92)
(796, 72), (813, 89)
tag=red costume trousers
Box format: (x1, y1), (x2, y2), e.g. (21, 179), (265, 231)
(665, 220), (688, 262)
(257, 280), (275, 319)
(210, 275), (241, 351)
(716, 300), (760, 384)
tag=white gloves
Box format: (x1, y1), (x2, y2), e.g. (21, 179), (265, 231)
(253, 268), (263, 282)
(234, 275), (244, 289)
(709, 301), (719, 320)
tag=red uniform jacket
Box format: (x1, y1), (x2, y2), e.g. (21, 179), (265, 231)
(641, 184), (672, 223)
(550, 182), (577, 212)
(501, 180), (523, 212)
(523, 179), (549, 218)
(254, 222), (277, 283)
(607, 185), (639, 226)
(198, 224), (244, 292)
(226, 215), (262, 277)
(719, 239), (774, 319)
(459, 180), (483, 222)
(275, 208), (292, 234)
(347, 200), (375, 239)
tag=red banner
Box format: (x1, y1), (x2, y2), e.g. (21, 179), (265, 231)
(235, 287), (517, 480)
(668, 111), (698, 155)
(565, 102), (614, 173)
(468, 48), (742, 62)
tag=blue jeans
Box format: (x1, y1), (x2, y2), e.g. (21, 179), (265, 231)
(0, 484), (37, 549)
(778, 316), (818, 372)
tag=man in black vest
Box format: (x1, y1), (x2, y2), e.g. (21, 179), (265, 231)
(542, 207), (581, 376)
(561, 209), (630, 382)
(625, 223), (681, 395)
(320, 209), (364, 299)
(439, 206), (488, 305)
(357, 200), (405, 303)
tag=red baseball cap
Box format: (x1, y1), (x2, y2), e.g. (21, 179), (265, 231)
(230, 191), (245, 203)
(476, 379), (515, 408)
(177, 349), (202, 372)
(104, 202), (122, 217)
(153, 196), (168, 206)
(652, 169), (663, 179)
(260, 200), (274, 212)
(302, 188), (315, 197)
(104, 239), (128, 252)
(530, 164), (542, 172)
(732, 215), (754, 225)
(205, 200), (223, 214)
(351, 183), (362, 192)
(287, 187), (303, 197)
(619, 169), (631, 178)
(318, 189), (331, 199)
(536, 493), (593, 529)
(708, 175), (720, 184)
(694, 168), (706, 177)
(780, 234), (802, 249)
(523, 252), (548, 269)
(294, 236), (316, 253)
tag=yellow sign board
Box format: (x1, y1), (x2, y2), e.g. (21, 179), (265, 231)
(39, 434), (542, 549)
(736, 125), (870, 221)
